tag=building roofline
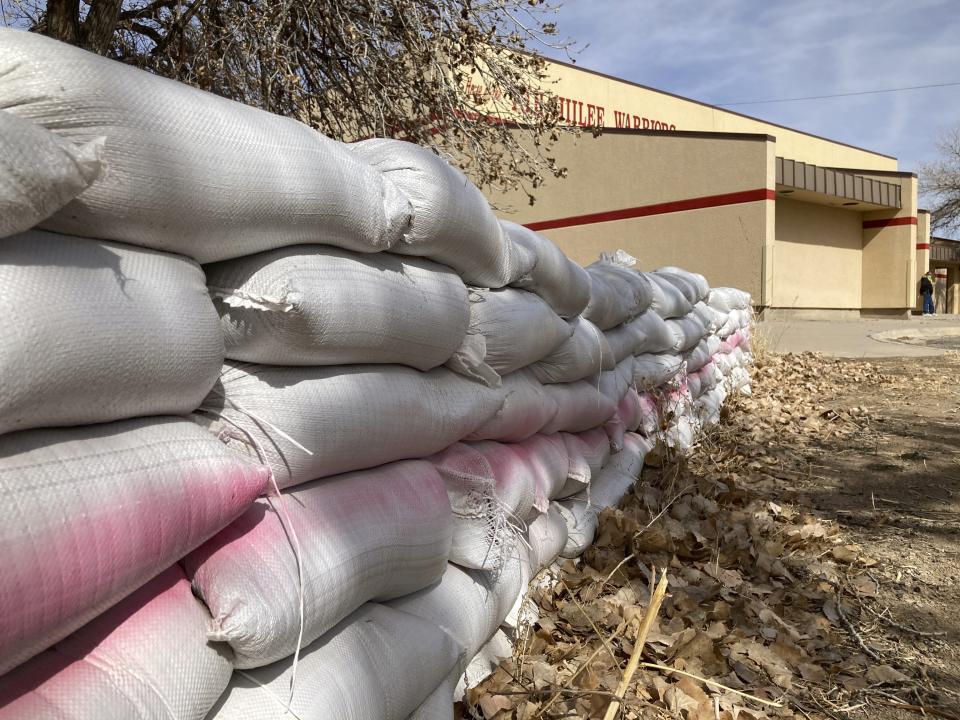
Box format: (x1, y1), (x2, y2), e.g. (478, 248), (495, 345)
(539, 55), (898, 162)
(503, 122), (774, 143)
(822, 166), (917, 178)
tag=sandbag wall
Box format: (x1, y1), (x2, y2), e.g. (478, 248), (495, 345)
(0, 29), (753, 720)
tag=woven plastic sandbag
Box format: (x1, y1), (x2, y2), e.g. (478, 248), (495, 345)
(457, 630), (514, 699)
(653, 269), (699, 304)
(707, 287), (752, 313)
(352, 139), (526, 287)
(557, 433), (653, 557)
(0, 418), (268, 676)
(656, 266), (710, 301)
(582, 268), (633, 331)
(692, 300), (722, 335)
(645, 272), (694, 319)
(195, 362), (505, 489)
(527, 503), (569, 572)
(500, 220), (591, 317)
(0, 110), (103, 238)
(529, 317), (614, 384)
(665, 314), (707, 354)
(636, 392), (660, 437)
(0, 30), (409, 263)
(0, 230), (224, 436)
(632, 309), (679, 354)
(463, 440), (538, 523)
(633, 353), (684, 390)
(207, 603), (461, 720)
(0, 566), (232, 720)
(184, 460), (453, 669)
(599, 357), (637, 407)
(429, 443), (510, 572)
(389, 544), (526, 662)
(685, 338), (712, 374)
(556, 433), (592, 499)
(513, 433), (571, 511)
(205, 246), (469, 369)
(407, 673), (459, 720)
(465, 369), (558, 442)
(540, 380), (617, 435)
(604, 318), (646, 363)
(446, 287), (573, 386)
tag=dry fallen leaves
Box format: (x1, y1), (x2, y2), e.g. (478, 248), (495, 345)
(464, 352), (956, 720)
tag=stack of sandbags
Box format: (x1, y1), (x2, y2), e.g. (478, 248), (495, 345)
(0, 28), (756, 719)
(0, 32), (322, 720)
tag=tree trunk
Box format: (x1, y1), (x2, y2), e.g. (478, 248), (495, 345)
(81, 0), (125, 54)
(44, 0), (81, 44)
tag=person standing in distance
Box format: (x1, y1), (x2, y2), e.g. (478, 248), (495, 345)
(920, 271), (936, 315)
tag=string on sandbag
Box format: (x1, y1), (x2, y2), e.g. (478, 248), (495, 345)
(194, 397), (308, 711)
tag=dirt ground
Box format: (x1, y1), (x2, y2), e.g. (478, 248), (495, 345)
(466, 350), (960, 720)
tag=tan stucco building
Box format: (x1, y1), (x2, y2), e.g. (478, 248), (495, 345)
(489, 57), (929, 318)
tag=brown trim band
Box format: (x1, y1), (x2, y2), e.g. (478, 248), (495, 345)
(863, 216), (917, 229)
(524, 188), (775, 232)
(916, 243), (931, 250)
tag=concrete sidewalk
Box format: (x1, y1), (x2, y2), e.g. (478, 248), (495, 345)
(758, 314), (960, 357)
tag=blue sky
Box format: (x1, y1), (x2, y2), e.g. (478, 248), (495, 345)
(540, 0), (960, 175)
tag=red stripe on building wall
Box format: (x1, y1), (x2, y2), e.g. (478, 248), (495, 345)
(524, 188), (775, 232)
(862, 216), (917, 229)
(916, 243), (931, 249)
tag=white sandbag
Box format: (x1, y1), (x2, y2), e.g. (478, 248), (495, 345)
(656, 266), (710, 301)
(529, 317), (614, 384)
(465, 369), (558, 442)
(604, 319), (645, 363)
(527, 503), (569, 572)
(195, 362), (505, 489)
(653, 269), (699, 304)
(557, 426), (611, 499)
(665, 314), (707, 353)
(685, 338), (712, 374)
(636, 392), (660, 437)
(633, 353), (684, 389)
(389, 547), (526, 682)
(0, 566), (232, 720)
(465, 441), (538, 522)
(707, 287), (752, 313)
(457, 630), (514, 698)
(0, 110), (103, 238)
(567, 427), (613, 479)
(184, 460), (453, 668)
(541, 380), (618, 434)
(446, 288), (573, 384)
(617, 387), (644, 433)
(0, 230), (224, 436)
(557, 434), (652, 557)
(692, 301), (722, 334)
(728, 366), (752, 394)
(206, 246), (469, 369)
(407, 673), (458, 720)
(0, 418), (268, 675)
(599, 357), (637, 406)
(0, 30), (409, 263)
(645, 272), (694, 319)
(207, 603), (461, 720)
(352, 139), (526, 287)
(687, 371), (704, 400)
(582, 265), (638, 330)
(518, 433), (572, 507)
(632, 309), (679, 354)
(695, 385), (727, 427)
(500, 220), (591, 318)
(429, 443), (510, 572)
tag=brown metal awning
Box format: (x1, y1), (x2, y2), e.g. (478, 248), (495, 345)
(775, 157), (901, 210)
(932, 236), (960, 264)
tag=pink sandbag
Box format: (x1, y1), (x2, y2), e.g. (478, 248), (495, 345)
(557, 427), (611, 499)
(466, 369), (558, 442)
(637, 392), (660, 436)
(428, 443), (512, 572)
(0, 417), (268, 676)
(510, 433), (570, 512)
(604, 387), (644, 452)
(184, 460), (453, 668)
(540, 381), (617, 434)
(465, 440), (538, 523)
(0, 566), (232, 720)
